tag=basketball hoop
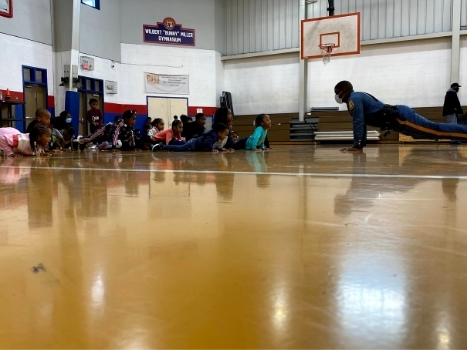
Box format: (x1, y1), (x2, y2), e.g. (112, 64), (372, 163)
(319, 43), (336, 65)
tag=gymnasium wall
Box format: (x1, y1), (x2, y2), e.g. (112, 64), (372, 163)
(461, 36), (467, 96)
(54, 0), (225, 130)
(223, 36), (467, 116)
(119, 0), (225, 53)
(225, 0), (455, 56)
(307, 38), (454, 110)
(79, 0), (121, 62)
(223, 53), (300, 115)
(0, 35), (54, 100)
(58, 43), (222, 129)
(462, 0), (467, 27)
(0, 0), (52, 45)
(0, 0), (55, 117)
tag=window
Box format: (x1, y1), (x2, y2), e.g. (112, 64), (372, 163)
(81, 0), (100, 10)
(35, 70), (43, 83)
(78, 76), (104, 94)
(23, 67), (31, 82)
(23, 66), (47, 86)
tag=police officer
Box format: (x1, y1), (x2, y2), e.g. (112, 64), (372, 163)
(334, 80), (467, 152)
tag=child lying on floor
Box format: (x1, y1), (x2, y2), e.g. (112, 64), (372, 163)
(0, 125), (53, 157)
(153, 123), (233, 153)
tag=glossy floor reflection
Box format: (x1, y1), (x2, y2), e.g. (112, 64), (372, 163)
(1, 144), (467, 348)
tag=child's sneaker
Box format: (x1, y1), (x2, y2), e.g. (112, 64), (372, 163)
(72, 136), (83, 144)
(151, 143), (163, 152)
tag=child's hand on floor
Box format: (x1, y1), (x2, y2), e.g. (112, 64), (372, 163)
(212, 149), (219, 154)
(8, 154), (23, 158)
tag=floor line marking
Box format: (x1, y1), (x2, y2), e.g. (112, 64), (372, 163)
(2, 165), (467, 180)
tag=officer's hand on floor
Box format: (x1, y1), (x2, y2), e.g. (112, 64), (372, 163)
(340, 147), (362, 153)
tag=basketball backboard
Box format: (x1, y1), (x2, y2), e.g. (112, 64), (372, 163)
(301, 12), (361, 61)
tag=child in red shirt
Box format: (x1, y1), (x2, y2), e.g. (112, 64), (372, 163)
(86, 98), (103, 134)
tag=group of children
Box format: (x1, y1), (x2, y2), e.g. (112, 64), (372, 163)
(0, 103), (272, 157)
(148, 108), (272, 153)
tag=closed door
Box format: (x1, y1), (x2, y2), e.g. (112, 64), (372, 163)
(148, 97), (188, 128)
(24, 84), (46, 127)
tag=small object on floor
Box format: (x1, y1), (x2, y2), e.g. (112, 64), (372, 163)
(31, 263), (46, 274)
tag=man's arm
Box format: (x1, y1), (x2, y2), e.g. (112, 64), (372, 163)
(350, 98), (366, 149)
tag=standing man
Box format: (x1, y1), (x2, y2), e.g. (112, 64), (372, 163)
(443, 83), (463, 124)
(334, 81), (467, 152)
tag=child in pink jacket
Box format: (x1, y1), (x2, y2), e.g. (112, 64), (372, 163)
(152, 120), (184, 145)
(0, 125), (51, 157)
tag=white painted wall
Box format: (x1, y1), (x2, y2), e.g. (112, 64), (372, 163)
(0, 33), (54, 95)
(223, 37), (463, 115)
(223, 53), (300, 115)
(308, 38), (452, 110)
(54, 44), (221, 110)
(119, 43), (219, 106)
(460, 37), (467, 105)
(215, 51), (224, 104)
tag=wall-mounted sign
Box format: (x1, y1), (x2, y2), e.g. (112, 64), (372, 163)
(0, 0), (13, 18)
(105, 80), (118, 94)
(80, 56), (94, 71)
(145, 72), (189, 95)
(143, 17), (195, 46)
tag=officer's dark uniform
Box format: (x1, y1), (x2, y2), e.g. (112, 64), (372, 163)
(347, 91), (467, 148)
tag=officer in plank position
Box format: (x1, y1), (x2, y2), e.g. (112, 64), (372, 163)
(334, 80), (467, 152)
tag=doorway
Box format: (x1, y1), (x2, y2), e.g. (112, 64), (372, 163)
(79, 92), (103, 136)
(147, 97), (188, 128)
(23, 66), (48, 129)
(78, 76), (104, 136)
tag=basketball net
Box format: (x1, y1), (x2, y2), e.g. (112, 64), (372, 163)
(320, 44), (335, 65)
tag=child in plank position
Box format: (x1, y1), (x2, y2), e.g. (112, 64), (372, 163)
(153, 123), (233, 153)
(246, 114), (272, 151)
(97, 110), (137, 151)
(74, 115), (122, 150)
(26, 108), (51, 133)
(0, 124), (52, 157)
(75, 110), (137, 151)
(182, 113), (206, 141)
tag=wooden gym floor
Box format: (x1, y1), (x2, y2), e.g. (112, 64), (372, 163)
(1, 144), (467, 349)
